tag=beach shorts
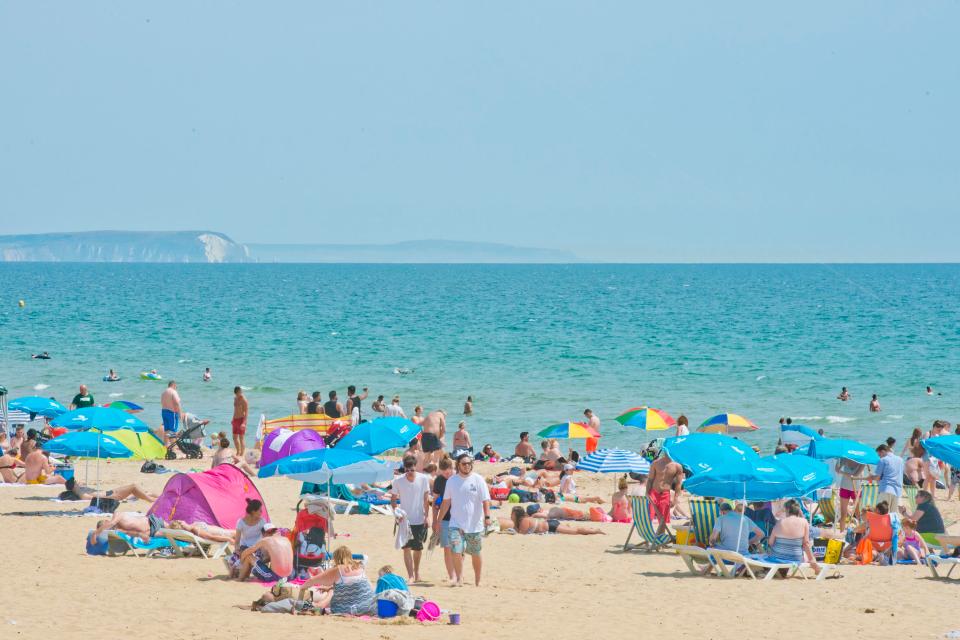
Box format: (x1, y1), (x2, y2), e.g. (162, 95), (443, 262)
(147, 514), (166, 537)
(161, 409), (179, 433)
(878, 491), (900, 511)
(648, 489), (671, 524)
(231, 417), (246, 436)
(421, 432), (442, 453)
(403, 524), (428, 551)
(251, 559), (282, 582)
(839, 488), (856, 501)
(439, 521), (452, 548)
(27, 475), (47, 485)
(547, 518), (561, 534)
(449, 527), (482, 556)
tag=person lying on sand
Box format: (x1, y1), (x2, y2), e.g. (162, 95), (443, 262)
(0, 448), (26, 483)
(503, 506), (604, 535)
(60, 477), (159, 502)
(526, 504), (589, 521)
(23, 450), (66, 485)
(90, 512), (167, 544)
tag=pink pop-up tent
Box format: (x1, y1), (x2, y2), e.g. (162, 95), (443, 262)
(259, 428), (325, 468)
(148, 464), (269, 528)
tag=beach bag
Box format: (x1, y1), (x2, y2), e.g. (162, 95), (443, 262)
(140, 461), (158, 473)
(823, 538), (844, 564)
(541, 489), (556, 503)
(89, 498), (120, 513)
(856, 537), (874, 565)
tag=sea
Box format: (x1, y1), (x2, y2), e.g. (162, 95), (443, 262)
(1, 263), (958, 452)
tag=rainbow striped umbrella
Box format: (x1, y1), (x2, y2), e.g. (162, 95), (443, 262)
(698, 413), (759, 434)
(537, 422), (600, 439)
(103, 400), (143, 413)
(614, 406), (676, 431)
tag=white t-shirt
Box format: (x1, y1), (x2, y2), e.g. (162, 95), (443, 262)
(677, 424), (690, 436)
(442, 472), (491, 534)
(560, 474), (576, 495)
(235, 517), (265, 548)
(385, 404), (406, 418)
(391, 472), (431, 525)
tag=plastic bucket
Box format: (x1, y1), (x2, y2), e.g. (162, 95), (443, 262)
(377, 599), (399, 618)
(674, 525), (692, 546)
(416, 601), (441, 622)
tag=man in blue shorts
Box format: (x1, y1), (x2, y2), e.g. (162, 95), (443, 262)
(160, 380), (182, 445)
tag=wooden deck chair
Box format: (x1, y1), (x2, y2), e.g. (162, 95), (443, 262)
(854, 482), (879, 516)
(674, 545), (718, 575)
(815, 491), (837, 526)
(156, 528), (232, 559)
(623, 495), (672, 552)
(688, 499), (722, 547)
(928, 555), (960, 579)
(902, 486), (918, 512)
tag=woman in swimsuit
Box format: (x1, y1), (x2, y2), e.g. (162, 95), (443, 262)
(608, 476), (633, 523)
(766, 499), (821, 572)
(508, 506), (604, 535)
(299, 546), (376, 615)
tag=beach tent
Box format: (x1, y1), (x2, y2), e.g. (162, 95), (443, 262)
(260, 428), (325, 467)
(148, 464), (269, 528)
(92, 427), (166, 460)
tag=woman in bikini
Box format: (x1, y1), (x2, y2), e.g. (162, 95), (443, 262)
(507, 506), (604, 535)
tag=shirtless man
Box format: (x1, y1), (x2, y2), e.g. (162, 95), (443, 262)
(583, 409), (601, 453)
(420, 409), (447, 466)
(869, 394), (881, 413)
(837, 387), (850, 401)
(20, 429), (39, 458)
(232, 386), (248, 457)
(514, 432), (536, 462)
(90, 512), (166, 543)
(645, 451), (683, 534)
(9, 426), (25, 455)
(160, 381), (183, 445)
(23, 449), (66, 485)
(61, 477), (158, 501)
(238, 526), (294, 582)
(0, 448), (26, 482)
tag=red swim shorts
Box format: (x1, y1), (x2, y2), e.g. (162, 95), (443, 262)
(231, 417), (246, 435)
(839, 488), (856, 500)
(648, 489), (671, 524)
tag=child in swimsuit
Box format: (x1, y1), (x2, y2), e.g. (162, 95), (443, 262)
(898, 518), (929, 564)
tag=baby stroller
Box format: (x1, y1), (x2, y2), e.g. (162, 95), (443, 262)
(291, 497), (334, 579)
(165, 414), (208, 460)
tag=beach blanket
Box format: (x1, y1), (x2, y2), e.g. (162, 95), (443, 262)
(5, 510), (105, 517)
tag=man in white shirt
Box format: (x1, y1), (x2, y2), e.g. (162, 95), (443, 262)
(384, 396), (407, 418)
(390, 455), (432, 582)
(435, 453), (492, 586)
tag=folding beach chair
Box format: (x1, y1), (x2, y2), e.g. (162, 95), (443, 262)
(854, 482), (879, 516)
(622, 495), (672, 552)
(688, 499), (722, 547)
(674, 545), (718, 576)
(156, 528), (232, 559)
(928, 555), (960, 579)
(815, 491), (837, 527)
(902, 486), (918, 512)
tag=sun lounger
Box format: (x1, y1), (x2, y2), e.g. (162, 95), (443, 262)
(623, 496), (672, 552)
(674, 544), (718, 575)
(156, 528), (232, 559)
(709, 548), (841, 581)
(927, 555), (960, 579)
(106, 531), (189, 557)
(688, 499), (721, 547)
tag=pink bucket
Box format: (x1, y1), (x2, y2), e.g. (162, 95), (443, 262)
(416, 601), (441, 622)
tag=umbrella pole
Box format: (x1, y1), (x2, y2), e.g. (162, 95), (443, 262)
(736, 483), (746, 553)
(95, 434), (101, 509)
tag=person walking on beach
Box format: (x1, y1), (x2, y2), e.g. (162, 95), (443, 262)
(646, 451), (683, 535)
(870, 394), (881, 412)
(70, 384), (95, 409)
(583, 409), (600, 453)
(435, 453), (492, 586)
(867, 444), (903, 510)
(390, 455), (432, 583)
(160, 381), (182, 446)
(420, 409), (446, 466)
(232, 386), (248, 457)
(324, 391), (343, 419)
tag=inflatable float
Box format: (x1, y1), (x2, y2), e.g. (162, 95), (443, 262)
(140, 372), (163, 380)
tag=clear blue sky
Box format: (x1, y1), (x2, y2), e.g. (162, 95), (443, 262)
(1, 3), (957, 261)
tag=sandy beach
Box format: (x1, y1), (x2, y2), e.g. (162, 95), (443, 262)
(2, 458), (959, 640)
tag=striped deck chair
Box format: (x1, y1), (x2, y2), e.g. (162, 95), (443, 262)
(902, 486), (918, 512)
(689, 499), (722, 547)
(623, 495), (672, 552)
(855, 482), (879, 516)
(816, 491), (837, 526)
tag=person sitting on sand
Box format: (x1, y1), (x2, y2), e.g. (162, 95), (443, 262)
(534, 439), (564, 470)
(897, 518), (929, 564)
(9, 426), (25, 455)
(452, 422), (473, 455)
(20, 429), (40, 458)
(900, 489), (944, 544)
(0, 447), (26, 483)
(474, 443), (501, 462)
(23, 449), (66, 485)
(514, 431), (536, 463)
(854, 501), (895, 563)
(90, 512), (166, 544)
(59, 477), (158, 502)
(299, 546), (376, 615)
(168, 520), (235, 542)
(765, 499), (821, 573)
(609, 476), (633, 523)
(506, 506), (605, 535)
(238, 524), (294, 582)
(558, 465), (604, 504)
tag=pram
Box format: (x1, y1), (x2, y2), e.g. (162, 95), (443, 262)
(291, 497), (333, 579)
(165, 415), (207, 460)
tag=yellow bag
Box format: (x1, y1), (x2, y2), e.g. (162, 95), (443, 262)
(674, 526), (693, 546)
(823, 538), (843, 564)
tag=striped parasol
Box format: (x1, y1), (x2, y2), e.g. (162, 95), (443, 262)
(697, 413), (759, 434)
(537, 422), (600, 439)
(615, 407), (676, 431)
(576, 448), (650, 474)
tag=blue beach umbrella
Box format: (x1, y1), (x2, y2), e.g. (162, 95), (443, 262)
(921, 436), (960, 468)
(779, 424), (822, 447)
(9, 396), (67, 418)
(258, 448), (395, 484)
(661, 433), (758, 476)
(684, 454), (832, 502)
(51, 407), (148, 431)
(803, 438), (879, 466)
(43, 431), (133, 458)
(576, 448), (651, 475)
(334, 417), (421, 456)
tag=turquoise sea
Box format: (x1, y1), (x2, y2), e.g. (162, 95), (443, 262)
(1, 264), (958, 452)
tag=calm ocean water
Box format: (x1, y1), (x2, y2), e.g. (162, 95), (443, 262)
(1, 263), (958, 452)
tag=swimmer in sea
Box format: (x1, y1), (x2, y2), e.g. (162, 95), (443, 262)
(31, 352), (51, 360)
(869, 394), (881, 412)
(837, 387), (850, 401)
(106, 369), (119, 381)
(203, 367), (212, 382)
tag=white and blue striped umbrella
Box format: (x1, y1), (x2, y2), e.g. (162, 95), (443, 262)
(576, 448), (650, 474)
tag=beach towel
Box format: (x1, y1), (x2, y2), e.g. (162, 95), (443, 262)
(394, 507), (411, 549)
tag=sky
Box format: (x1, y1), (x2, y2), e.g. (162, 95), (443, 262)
(1, 2), (958, 262)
